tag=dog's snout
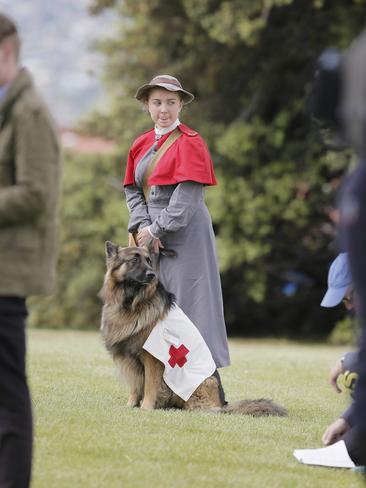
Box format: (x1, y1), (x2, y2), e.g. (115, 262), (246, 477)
(145, 270), (156, 282)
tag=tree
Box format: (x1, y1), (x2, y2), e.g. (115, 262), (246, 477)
(38, 0), (366, 337)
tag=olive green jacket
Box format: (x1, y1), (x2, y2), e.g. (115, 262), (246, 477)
(0, 68), (61, 296)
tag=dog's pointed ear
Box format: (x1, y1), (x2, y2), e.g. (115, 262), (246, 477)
(105, 241), (118, 259)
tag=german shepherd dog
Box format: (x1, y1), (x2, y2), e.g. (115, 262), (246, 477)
(100, 242), (287, 416)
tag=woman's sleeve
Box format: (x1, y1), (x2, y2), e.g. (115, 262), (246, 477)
(149, 181), (203, 238)
(124, 185), (152, 233)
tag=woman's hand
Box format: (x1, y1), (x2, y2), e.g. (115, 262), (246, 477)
(137, 227), (153, 247)
(151, 238), (164, 254)
(137, 227), (164, 254)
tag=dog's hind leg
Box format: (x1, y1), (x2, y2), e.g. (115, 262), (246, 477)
(184, 376), (222, 411)
(141, 351), (164, 410)
(114, 355), (144, 407)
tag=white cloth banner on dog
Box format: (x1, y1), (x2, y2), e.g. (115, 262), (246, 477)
(143, 304), (216, 401)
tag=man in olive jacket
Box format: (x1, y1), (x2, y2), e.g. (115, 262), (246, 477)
(0, 14), (60, 487)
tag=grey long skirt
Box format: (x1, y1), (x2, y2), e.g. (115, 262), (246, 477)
(148, 198), (230, 368)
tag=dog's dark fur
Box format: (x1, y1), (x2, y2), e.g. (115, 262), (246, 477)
(100, 242), (287, 416)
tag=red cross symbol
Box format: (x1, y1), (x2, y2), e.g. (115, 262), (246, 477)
(168, 344), (189, 368)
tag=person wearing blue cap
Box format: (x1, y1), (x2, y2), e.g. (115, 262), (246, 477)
(320, 252), (354, 310)
(320, 253), (359, 447)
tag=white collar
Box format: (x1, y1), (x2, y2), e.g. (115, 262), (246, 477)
(155, 118), (180, 138)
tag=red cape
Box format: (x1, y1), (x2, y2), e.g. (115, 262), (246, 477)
(123, 123), (217, 186)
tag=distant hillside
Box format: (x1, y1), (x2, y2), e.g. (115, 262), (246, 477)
(0, 0), (112, 126)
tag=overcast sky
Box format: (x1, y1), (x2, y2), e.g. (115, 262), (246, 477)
(0, 0), (113, 126)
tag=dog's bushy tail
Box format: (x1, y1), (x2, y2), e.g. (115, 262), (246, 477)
(219, 399), (287, 417)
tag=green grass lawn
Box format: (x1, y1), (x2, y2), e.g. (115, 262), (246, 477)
(27, 330), (364, 488)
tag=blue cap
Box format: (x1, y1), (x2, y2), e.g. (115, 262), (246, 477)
(321, 253), (352, 307)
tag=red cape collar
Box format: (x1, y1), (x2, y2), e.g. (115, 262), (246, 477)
(123, 124), (217, 187)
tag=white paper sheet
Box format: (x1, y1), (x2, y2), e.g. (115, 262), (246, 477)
(293, 440), (356, 468)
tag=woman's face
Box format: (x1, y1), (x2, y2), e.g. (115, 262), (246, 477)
(146, 88), (183, 129)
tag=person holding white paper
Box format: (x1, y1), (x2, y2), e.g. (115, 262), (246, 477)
(337, 31), (366, 467)
(319, 253), (359, 447)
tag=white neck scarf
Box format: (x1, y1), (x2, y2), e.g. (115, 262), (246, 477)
(155, 118), (180, 139)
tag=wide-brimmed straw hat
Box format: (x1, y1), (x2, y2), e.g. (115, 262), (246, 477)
(135, 75), (195, 104)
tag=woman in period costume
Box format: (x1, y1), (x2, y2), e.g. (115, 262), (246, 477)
(123, 75), (230, 392)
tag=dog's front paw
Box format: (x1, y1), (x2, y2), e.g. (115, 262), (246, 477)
(140, 399), (156, 410)
(127, 393), (140, 407)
